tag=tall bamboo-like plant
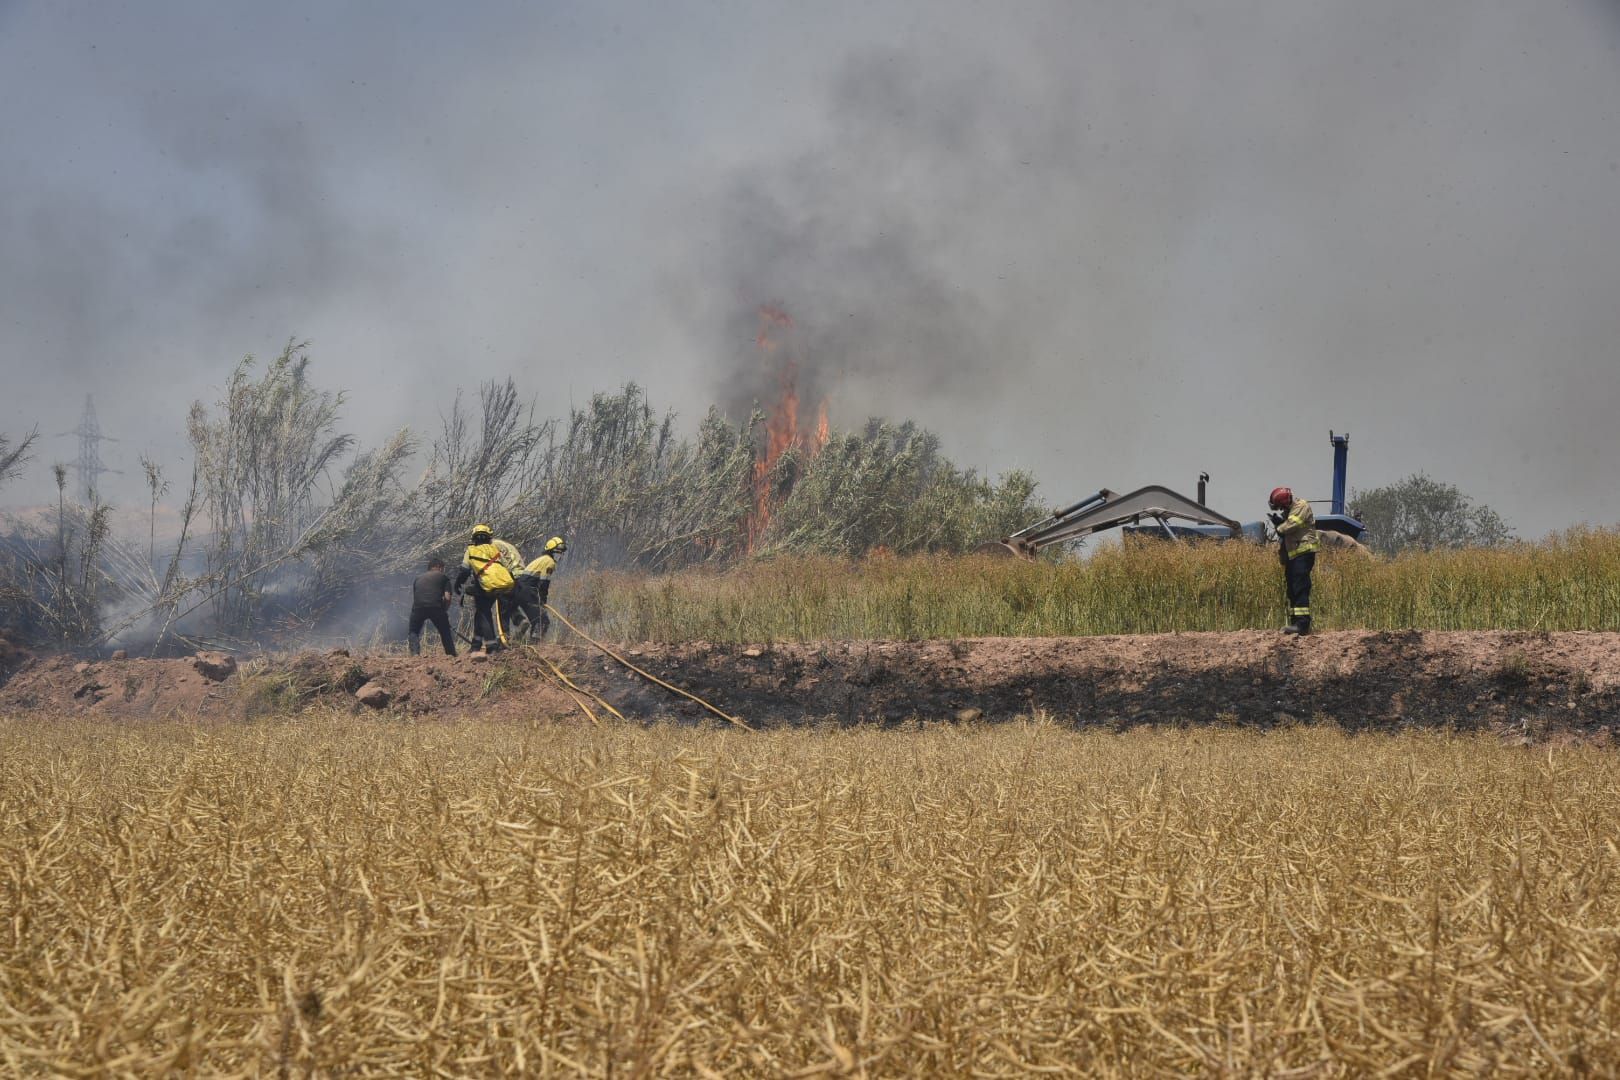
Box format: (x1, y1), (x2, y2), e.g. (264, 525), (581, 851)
(410, 378), (552, 557)
(404, 383), (755, 572)
(0, 429), (36, 487)
(762, 419), (1042, 556)
(185, 341), (411, 638)
(138, 454), (169, 569)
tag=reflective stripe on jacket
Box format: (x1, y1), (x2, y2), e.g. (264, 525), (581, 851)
(1277, 498), (1319, 559)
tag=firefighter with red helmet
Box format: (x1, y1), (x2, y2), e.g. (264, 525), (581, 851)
(1268, 486), (1319, 635)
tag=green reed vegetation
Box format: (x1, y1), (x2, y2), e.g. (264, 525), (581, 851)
(565, 529), (1620, 642)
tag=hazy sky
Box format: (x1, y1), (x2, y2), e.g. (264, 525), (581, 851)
(3, 0), (1619, 535)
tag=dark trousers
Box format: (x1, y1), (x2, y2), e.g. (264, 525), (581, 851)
(469, 590), (501, 649)
(512, 576), (550, 639)
(1284, 551), (1315, 625)
(409, 604), (456, 656)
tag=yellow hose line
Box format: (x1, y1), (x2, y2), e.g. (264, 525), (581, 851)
(544, 604), (751, 730)
(535, 651), (627, 724)
(493, 598), (508, 646)
(532, 661), (602, 727)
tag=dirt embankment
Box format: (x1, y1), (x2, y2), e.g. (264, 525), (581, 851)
(0, 648), (580, 720)
(4, 631), (1620, 737)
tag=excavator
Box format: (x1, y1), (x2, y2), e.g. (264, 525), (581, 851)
(993, 432), (1368, 558)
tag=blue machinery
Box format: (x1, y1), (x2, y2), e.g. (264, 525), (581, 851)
(1313, 431), (1364, 541)
(998, 432), (1367, 557)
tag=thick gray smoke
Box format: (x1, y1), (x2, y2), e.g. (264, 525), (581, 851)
(689, 51), (1007, 421)
(2, 1), (1619, 537)
(672, 3), (1620, 528)
(10, 94), (396, 366)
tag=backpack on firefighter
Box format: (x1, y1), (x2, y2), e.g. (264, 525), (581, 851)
(465, 539), (515, 595)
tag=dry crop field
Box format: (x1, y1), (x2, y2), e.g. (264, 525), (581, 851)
(6, 715), (1620, 1075)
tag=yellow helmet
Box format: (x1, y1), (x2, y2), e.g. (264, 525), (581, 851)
(544, 536), (566, 554)
(471, 523), (493, 541)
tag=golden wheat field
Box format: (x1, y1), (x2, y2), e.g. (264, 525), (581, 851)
(5, 715), (1620, 1076)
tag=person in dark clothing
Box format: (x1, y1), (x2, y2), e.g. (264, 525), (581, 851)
(508, 573), (544, 642)
(408, 558), (457, 656)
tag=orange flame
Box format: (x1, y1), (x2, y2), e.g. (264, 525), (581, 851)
(747, 304), (829, 551)
(756, 302), (793, 350)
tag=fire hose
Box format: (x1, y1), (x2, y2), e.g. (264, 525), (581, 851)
(526, 653), (614, 727)
(450, 595), (747, 728)
(543, 604), (751, 730)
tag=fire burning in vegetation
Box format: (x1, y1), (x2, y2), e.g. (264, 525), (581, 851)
(747, 304), (829, 550)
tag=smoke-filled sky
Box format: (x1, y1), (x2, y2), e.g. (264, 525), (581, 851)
(3, 1), (1619, 535)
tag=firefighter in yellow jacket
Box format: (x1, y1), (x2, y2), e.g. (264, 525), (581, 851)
(513, 536), (565, 640)
(1268, 487), (1319, 635)
(491, 536), (525, 638)
(454, 524), (516, 652)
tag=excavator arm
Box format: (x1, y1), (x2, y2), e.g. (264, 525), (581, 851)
(999, 485), (1242, 558)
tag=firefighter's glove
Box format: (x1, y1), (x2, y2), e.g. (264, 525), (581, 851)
(1267, 511), (1286, 528)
